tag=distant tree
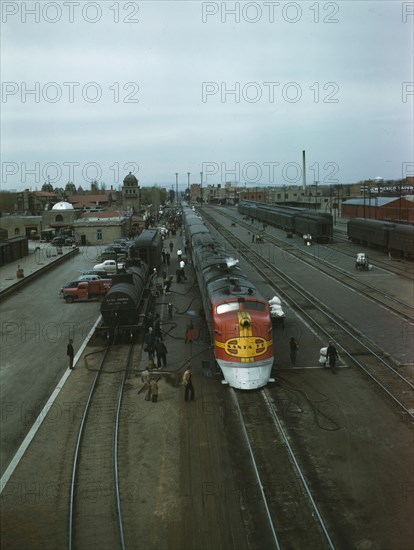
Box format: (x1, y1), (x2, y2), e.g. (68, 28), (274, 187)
(65, 182), (76, 194)
(77, 185), (84, 194)
(91, 180), (99, 192)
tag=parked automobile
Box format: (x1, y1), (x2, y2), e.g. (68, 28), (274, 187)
(51, 237), (65, 246)
(82, 269), (109, 278)
(105, 244), (125, 253)
(97, 251), (127, 263)
(93, 259), (125, 273)
(65, 237), (76, 245)
(79, 274), (102, 281)
(61, 279), (112, 303)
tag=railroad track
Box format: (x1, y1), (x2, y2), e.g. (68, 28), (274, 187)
(211, 208), (414, 320)
(332, 228), (414, 280)
(201, 209), (414, 419)
(232, 388), (336, 549)
(68, 344), (134, 550)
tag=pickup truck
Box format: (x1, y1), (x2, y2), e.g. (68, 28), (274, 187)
(61, 279), (112, 303)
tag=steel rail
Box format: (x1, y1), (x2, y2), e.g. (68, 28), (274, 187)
(212, 208), (414, 317)
(68, 347), (109, 550)
(114, 346), (134, 550)
(261, 389), (336, 550)
(230, 390), (281, 550)
(68, 345), (130, 550)
(201, 209), (414, 419)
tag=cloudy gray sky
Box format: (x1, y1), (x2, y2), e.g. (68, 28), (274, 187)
(1, 0), (413, 192)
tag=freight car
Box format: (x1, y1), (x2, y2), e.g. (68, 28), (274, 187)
(100, 262), (150, 341)
(347, 218), (414, 259)
(0, 236), (29, 267)
(129, 230), (162, 270)
(183, 207), (274, 390)
(238, 201), (333, 243)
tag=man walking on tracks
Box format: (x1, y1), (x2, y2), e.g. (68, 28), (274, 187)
(67, 338), (74, 370)
(326, 341), (339, 374)
(289, 337), (299, 366)
(155, 338), (168, 369)
(182, 367), (195, 401)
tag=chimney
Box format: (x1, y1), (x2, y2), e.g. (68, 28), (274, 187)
(302, 150), (307, 191)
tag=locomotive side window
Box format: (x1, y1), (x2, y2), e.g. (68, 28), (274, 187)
(244, 301), (266, 311)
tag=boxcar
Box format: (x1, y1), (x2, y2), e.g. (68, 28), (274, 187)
(129, 230), (162, 269)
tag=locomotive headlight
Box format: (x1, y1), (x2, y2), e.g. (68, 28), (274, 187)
(241, 319), (251, 328)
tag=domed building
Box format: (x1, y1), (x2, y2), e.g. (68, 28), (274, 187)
(122, 172), (140, 214)
(51, 201), (75, 211)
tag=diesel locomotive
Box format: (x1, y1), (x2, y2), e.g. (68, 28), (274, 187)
(183, 207), (274, 390)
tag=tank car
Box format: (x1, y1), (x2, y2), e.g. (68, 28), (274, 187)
(100, 262), (149, 341)
(183, 207), (274, 390)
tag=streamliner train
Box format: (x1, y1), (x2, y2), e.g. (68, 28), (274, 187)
(183, 207), (274, 390)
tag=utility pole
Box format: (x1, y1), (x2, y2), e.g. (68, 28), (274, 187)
(187, 172), (190, 201)
(175, 172), (178, 208)
(200, 171), (203, 203)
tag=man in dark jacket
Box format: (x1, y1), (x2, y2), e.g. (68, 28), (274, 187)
(155, 338), (168, 369)
(67, 339), (74, 370)
(326, 341), (339, 373)
(144, 328), (156, 360)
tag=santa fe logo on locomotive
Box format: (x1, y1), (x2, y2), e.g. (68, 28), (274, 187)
(215, 337), (272, 362)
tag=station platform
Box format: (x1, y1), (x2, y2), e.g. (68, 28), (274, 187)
(0, 242), (77, 294)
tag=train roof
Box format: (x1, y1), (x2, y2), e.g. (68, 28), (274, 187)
(347, 218), (396, 228)
(133, 229), (162, 246)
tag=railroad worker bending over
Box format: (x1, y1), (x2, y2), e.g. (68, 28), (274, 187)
(289, 337), (299, 366)
(185, 320), (196, 344)
(182, 367), (195, 401)
(326, 341), (339, 374)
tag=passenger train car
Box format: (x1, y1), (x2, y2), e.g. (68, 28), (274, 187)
(238, 201), (333, 243)
(183, 207), (274, 390)
(347, 218), (414, 259)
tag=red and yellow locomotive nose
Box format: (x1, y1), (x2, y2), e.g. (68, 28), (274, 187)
(215, 311), (272, 362)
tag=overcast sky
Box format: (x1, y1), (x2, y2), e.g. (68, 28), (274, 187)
(1, 1), (413, 192)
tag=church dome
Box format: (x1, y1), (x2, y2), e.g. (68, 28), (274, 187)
(52, 201), (74, 210)
(123, 172), (138, 185)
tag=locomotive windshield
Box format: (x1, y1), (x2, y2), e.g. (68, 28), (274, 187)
(216, 301), (266, 314)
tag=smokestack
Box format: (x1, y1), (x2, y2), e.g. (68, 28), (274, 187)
(302, 150), (307, 191)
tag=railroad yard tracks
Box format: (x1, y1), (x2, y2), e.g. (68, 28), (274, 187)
(232, 388), (336, 549)
(201, 209), (414, 419)
(68, 344), (134, 550)
(215, 209), (414, 320)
